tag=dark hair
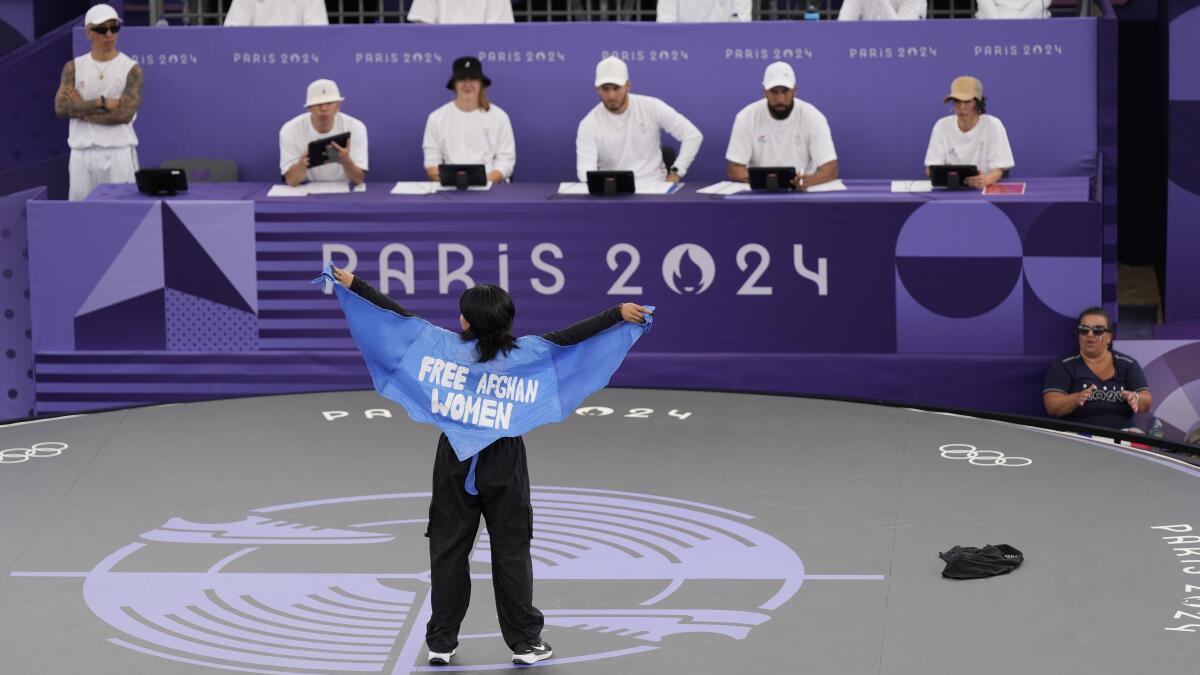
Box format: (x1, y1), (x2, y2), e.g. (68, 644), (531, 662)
(975, 96), (987, 114)
(459, 284), (517, 363)
(1077, 306), (1112, 330)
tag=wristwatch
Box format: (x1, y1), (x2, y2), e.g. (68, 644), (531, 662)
(99, 94), (107, 110)
(668, 166), (680, 176)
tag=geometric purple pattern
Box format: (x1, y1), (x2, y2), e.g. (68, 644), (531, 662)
(165, 289), (258, 352)
(77, 488), (807, 673)
(162, 204), (253, 313)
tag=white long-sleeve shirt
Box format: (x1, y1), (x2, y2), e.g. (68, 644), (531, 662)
(975, 0), (1051, 19)
(224, 0), (328, 26)
(575, 93), (703, 182)
(422, 101), (516, 180)
(838, 0), (926, 20)
(407, 0), (514, 23)
(656, 0), (752, 22)
(923, 115), (1014, 174)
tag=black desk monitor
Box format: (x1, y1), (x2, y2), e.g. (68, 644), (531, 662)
(135, 168), (188, 196)
(929, 164), (979, 190)
(586, 170), (635, 196)
(439, 164), (488, 190)
(306, 132), (351, 169)
(748, 166), (796, 192)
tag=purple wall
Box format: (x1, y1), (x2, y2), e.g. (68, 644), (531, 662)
(72, 20), (1100, 184)
(0, 187), (42, 421)
(1167, 1), (1200, 322)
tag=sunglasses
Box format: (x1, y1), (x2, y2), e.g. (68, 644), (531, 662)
(1076, 325), (1110, 336)
(90, 24), (121, 35)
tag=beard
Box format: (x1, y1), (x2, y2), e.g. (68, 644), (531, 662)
(603, 94), (628, 112)
(768, 100), (794, 120)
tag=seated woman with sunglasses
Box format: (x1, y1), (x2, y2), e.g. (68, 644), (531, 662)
(1043, 307), (1153, 432)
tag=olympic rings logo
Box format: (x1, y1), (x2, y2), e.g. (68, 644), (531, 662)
(938, 443), (1031, 467)
(0, 442), (69, 465)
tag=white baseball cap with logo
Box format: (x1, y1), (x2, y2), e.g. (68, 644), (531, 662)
(305, 79), (345, 108)
(762, 61), (796, 90)
(84, 3), (121, 27)
(594, 56), (630, 87)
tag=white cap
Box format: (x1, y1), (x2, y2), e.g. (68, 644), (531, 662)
(594, 56), (629, 88)
(762, 61), (796, 90)
(84, 3), (121, 27)
(305, 79), (344, 108)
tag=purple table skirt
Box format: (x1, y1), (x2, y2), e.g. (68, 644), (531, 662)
(86, 177), (1093, 206)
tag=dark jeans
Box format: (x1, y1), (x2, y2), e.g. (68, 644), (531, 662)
(425, 434), (544, 652)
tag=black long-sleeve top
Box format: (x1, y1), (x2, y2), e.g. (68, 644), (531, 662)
(348, 276), (623, 347)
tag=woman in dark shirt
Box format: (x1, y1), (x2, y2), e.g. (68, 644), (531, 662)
(1043, 306), (1152, 431)
(331, 266), (650, 667)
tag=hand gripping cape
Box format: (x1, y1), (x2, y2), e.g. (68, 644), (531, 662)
(314, 266), (652, 492)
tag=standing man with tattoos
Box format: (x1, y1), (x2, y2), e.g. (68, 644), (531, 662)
(54, 4), (143, 201)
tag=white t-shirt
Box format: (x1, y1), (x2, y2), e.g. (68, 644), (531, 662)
(68, 52), (139, 150)
(975, 0), (1050, 18)
(224, 0), (329, 26)
(576, 93), (703, 182)
(279, 112), (369, 182)
(656, 0), (752, 22)
(422, 101), (516, 180)
(924, 114), (1015, 174)
(407, 0), (514, 23)
(838, 0), (926, 20)
(724, 98), (837, 175)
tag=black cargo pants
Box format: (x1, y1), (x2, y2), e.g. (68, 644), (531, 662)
(425, 434), (544, 652)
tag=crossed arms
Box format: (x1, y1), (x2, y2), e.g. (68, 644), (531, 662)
(55, 61), (143, 125)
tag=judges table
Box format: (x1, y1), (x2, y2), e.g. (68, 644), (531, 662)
(27, 178), (1100, 416)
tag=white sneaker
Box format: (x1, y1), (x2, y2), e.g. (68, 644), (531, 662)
(427, 648), (455, 665)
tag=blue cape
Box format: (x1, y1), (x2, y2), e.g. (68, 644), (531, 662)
(315, 267), (651, 489)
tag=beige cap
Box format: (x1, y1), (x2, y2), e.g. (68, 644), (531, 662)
(594, 56), (629, 87)
(85, 3), (121, 26)
(305, 79), (344, 108)
(944, 76), (983, 102)
(762, 61), (796, 90)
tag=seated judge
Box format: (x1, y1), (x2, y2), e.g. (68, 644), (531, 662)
(575, 56), (703, 183)
(279, 79), (368, 187)
(924, 75), (1013, 189)
(656, 0), (752, 21)
(224, 0), (328, 25)
(423, 57), (516, 184)
(976, 0), (1051, 19)
(725, 61), (838, 191)
(408, 0), (515, 23)
(837, 0), (925, 20)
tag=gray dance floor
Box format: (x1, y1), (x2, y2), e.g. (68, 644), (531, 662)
(2, 388), (1198, 674)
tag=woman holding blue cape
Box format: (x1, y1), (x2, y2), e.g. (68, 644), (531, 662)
(330, 266), (651, 667)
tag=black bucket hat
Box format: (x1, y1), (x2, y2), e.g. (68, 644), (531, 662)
(446, 56), (491, 90)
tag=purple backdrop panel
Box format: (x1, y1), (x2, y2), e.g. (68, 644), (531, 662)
(0, 187), (42, 421)
(1120, 339), (1200, 442)
(1167, 2), (1200, 322)
(75, 20), (1099, 184)
(27, 200), (256, 352)
(32, 351), (1052, 418)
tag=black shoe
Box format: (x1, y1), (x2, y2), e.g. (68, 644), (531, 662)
(427, 647), (454, 665)
(511, 639), (553, 665)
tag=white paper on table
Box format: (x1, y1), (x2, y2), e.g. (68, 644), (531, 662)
(303, 181), (355, 195)
(390, 181), (439, 195)
(697, 181), (751, 195)
(804, 179), (846, 193)
(436, 182), (493, 192)
(557, 182), (590, 195)
(266, 184), (310, 197)
(634, 180), (682, 195)
(891, 180), (933, 193)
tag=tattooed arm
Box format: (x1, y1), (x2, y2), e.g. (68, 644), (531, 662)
(83, 64), (143, 125)
(54, 61), (103, 119)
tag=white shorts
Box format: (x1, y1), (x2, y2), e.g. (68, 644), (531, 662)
(68, 146), (140, 201)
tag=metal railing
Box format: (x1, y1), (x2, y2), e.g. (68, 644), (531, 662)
(148, 0), (1093, 26)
